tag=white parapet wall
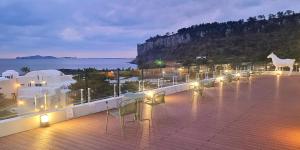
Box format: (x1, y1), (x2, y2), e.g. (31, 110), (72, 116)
(0, 83), (190, 137)
(261, 71), (300, 76)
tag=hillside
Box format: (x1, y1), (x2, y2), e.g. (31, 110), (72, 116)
(136, 10), (300, 67)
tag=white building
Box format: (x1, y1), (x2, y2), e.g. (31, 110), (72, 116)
(0, 70), (76, 113)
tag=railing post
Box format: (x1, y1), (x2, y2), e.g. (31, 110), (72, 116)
(34, 95), (37, 111)
(196, 73), (199, 81)
(172, 76), (175, 85)
(142, 80), (145, 91)
(119, 83), (121, 95)
(138, 80), (142, 91)
(113, 84), (116, 97)
(185, 75), (189, 83)
(44, 93), (47, 110)
(87, 88), (91, 103)
(80, 89), (84, 104)
(157, 79), (160, 88)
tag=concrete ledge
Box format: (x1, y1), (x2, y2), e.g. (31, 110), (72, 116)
(0, 83), (190, 137)
(261, 71), (300, 76)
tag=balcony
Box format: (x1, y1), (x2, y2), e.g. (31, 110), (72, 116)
(1, 75), (300, 149)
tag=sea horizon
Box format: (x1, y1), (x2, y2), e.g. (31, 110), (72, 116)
(0, 58), (137, 74)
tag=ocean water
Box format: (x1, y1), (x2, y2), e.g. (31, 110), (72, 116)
(0, 58), (137, 73)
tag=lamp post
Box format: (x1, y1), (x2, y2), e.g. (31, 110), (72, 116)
(141, 68), (144, 91)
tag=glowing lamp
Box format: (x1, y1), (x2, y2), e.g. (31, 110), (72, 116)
(18, 100), (25, 106)
(146, 91), (154, 98)
(235, 73), (241, 77)
(15, 83), (21, 88)
(276, 71), (282, 75)
(216, 76), (224, 82)
(191, 82), (199, 87)
(40, 114), (49, 127)
(225, 70), (229, 73)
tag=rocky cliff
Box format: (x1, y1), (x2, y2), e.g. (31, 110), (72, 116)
(136, 10), (300, 67)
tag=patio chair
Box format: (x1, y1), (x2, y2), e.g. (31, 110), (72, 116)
(190, 82), (204, 96)
(240, 71), (251, 81)
(144, 91), (166, 120)
(201, 78), (216, 88)
(105, 97), (139, 134)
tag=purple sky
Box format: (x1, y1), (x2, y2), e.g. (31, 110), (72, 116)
(0, 0), (300, 58)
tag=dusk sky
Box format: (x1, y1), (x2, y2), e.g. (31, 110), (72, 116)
(0, 0), (299, 58)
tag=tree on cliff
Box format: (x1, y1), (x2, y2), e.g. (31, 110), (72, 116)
(136, 10), (300, 66)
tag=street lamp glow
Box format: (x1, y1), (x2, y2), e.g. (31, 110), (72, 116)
(191, 82), (199, 87)
(18, 100), (25, 106)
(276, 71), (282, 76)
(235, 73), (241, 77)
(145, 91), (154, 98)
(15, 83), (21, 88)
(216, 76), (224, 82)
(178, 68), (184, 72)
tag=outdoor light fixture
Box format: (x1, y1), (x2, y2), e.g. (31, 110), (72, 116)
(40, 114), (49, 127)
(235, 73), (241, 77)
(216, 76), (224, 82)
(17, 100), (25, 106)
(146, 91), (154, 98)
(15, 83), (21, 88)
(276, 71), (282, 76)
(191, 82), (199, 87)
(178, 68), (184, 72)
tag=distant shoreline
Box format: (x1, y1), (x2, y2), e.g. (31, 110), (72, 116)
(0, 57), (135, 60)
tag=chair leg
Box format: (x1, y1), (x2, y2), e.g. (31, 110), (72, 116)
(150, 106), (153, 120)
(120, 116), (124, 137)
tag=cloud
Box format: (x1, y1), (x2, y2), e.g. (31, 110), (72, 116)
(0, 0), (299, 58)
(60, 28), (83, 41)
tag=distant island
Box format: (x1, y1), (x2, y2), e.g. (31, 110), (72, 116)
(16, 55), (77, 59)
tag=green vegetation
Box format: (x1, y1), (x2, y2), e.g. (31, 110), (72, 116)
(69, 68), (113, 103)
(0, 93), (17, 120)
(137, 10), (300, 66)
(68, 68), (141, 103)
(20, 66), (30, 74)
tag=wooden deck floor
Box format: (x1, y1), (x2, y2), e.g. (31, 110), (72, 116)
(1, 75), (300, 150)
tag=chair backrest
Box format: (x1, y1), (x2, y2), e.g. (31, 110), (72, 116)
(201, 79), (215, 87)
(119, 101), (137, 116)
(116, 97), (138, 116)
